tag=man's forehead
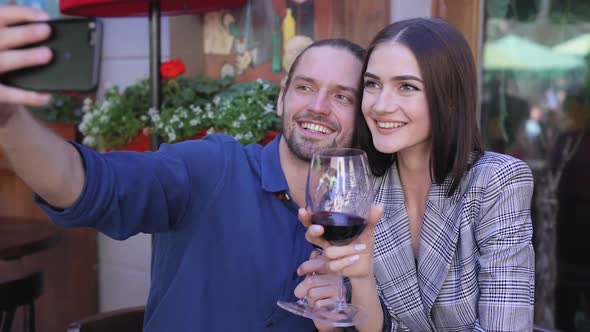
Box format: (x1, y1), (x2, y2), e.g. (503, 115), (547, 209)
(296, 46), (359, 68)
(290, 46), (362, 87)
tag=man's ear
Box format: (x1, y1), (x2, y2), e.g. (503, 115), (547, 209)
(277, 77), (287, 117)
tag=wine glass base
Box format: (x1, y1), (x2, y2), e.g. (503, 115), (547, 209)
(276, 300), (314, 319)
(312, 303), (368, 327)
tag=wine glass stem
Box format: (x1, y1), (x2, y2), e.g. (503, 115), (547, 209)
(336, 271), (346, 308)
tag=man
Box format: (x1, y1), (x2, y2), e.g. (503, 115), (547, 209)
(0, 5), (365, 331)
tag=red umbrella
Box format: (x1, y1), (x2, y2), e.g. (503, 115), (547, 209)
(60, 0), (246, 149)
(60, 0), (245, 17)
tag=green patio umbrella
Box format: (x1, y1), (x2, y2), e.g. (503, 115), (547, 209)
(553, 33), (590, 56)
(484, 34), (585, 73)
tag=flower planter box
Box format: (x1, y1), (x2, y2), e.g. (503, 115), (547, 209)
(108, 131), (152, 152)
(105, 129), (277, 152)
(260, 131), (278, 146)
(46, 122), (77, 141)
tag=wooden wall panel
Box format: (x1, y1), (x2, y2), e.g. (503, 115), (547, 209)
(432, 0), (482, 66)
(169, 0), (391, 81)
(0, 126), (97, 332)
(170, 15), (205, 77)
(330, 0), (391, 48)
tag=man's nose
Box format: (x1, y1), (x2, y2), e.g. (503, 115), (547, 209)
(308, 91), (331, 115)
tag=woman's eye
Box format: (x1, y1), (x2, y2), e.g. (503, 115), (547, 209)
(400, 83), (419, 91)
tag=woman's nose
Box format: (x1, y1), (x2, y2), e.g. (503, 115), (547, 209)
(373, 90), (397, 114)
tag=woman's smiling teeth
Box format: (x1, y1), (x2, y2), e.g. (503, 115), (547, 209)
(377, 121), (407, 129)
(301, 122), (333, 134)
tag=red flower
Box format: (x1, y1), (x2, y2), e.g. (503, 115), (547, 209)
(160, 59), (186, 79)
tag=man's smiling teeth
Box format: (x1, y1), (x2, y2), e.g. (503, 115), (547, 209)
(377, 121), (407, 129)
(301, 122), (333, 134)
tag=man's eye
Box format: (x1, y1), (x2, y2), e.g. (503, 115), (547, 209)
(335, 94), (352, 103)
(364, 80), (378, 89)
(297, 85), (312, 92)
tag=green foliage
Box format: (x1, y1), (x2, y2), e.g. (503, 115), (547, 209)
(212, 79), (280, 144)
(151, 76), (233, 142)
(79, 85), (149, 150)
(79, 76), (280, 149)
(30, 94), (81, 124)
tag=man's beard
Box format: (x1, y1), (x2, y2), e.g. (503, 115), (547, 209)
(281, 119), (345, 162)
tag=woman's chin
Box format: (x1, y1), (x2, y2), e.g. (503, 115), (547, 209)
(373, 140), (399, 155)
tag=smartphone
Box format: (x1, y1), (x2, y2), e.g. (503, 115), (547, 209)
(0, 18), (102, 92)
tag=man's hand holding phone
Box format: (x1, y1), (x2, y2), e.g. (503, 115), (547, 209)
(0, 5), (53, 108)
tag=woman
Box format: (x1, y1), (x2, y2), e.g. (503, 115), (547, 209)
(299, 18), (535, 331)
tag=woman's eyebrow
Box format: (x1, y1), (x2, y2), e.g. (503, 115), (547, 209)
(364, 72), (423, 84)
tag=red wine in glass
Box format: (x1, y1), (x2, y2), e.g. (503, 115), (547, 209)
(311, 211), (367, 246)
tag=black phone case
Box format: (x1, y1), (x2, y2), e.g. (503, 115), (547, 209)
(1, 18), (102, 92)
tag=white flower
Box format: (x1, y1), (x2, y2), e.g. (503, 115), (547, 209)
(83, 97), (93, 106)
(213, 96), (221, 105)
(189, 119), (199, 126)
(100, 100), (112, 111)
(263, 103), (275, 113)
(168, 132), (177, 141)
(82, 136), (96, 147)
(140, 115), (148, 121)
(232, 121), (240, 128)
(238, 114), (247, 121)
(148, 108), (159, 117)
(81, 112), (94, 123)
(190, 105), (203, 113)
(99, 115), (109, 123)
(170, 115), (180, 123)
(91, 127), (99, 134)
(205, 103), (212, 111)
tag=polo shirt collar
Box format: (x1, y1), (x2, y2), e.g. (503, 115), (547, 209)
(261, 133), (289, 193)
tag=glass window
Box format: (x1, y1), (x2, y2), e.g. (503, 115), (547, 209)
(482, 1), (590, 330)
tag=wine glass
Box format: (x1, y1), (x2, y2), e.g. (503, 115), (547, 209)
(278, 148), (374, 327)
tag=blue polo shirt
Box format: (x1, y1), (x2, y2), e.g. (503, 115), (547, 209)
(36, 134), (317, 331)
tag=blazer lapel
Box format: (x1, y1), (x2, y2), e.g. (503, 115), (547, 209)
(373, 167), (433, 331)
(416, 168), (473, 315)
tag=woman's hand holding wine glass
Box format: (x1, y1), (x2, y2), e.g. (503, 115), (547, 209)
(298, 204), (383, 281)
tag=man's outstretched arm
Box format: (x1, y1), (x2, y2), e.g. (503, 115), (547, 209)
(0, 5), (84, 208)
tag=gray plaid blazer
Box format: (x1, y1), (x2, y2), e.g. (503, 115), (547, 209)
(372, 151), (535, 332)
